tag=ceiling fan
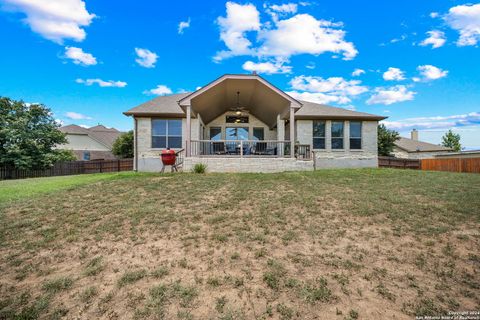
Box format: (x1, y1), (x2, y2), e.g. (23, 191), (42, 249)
(230, 91), (248, 116)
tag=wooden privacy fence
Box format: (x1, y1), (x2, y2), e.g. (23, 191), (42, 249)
(378, 156), (421, 170)
(0, 158), (133, 180)
(421, 157), (480, 174)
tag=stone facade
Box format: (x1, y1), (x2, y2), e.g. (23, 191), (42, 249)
(184, 157), (313, 173)
(135, 117), (380, 172)
(297, 120), (379, 168)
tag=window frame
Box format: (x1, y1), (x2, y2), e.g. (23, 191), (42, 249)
(349, 121), (362, 150)
(253, 127), (264, 141)
(209, 127), (222, 141)
(331, 121), (345, 150)
(312, 120), (326, 150)
(151, 118), (183, 149)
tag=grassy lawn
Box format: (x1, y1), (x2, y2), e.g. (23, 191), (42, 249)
(0, 172), (148, 204)
(0, 169), (479, 319)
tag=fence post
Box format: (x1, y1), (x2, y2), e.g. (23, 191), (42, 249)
(117, 159), (120, 172)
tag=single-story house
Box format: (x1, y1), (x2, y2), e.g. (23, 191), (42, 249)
(392, 129), (453, 159)
(124, 74), (386, 173)
(434, 150), (480, 159)
(58, 124), (123, 160)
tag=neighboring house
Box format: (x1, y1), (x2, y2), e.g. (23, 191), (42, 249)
(58, 124), (123, 161)
(392, 129), (453, 159)
(434, 150), (480, 159)
(124, 74), (386, 173)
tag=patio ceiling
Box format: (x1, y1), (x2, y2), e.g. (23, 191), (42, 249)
(179, 75), (301, 128)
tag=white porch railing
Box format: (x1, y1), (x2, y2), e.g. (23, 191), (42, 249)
(190, 140), (292, 158)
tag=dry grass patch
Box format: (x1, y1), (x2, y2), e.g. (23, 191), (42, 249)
(0, 169), (479, 319)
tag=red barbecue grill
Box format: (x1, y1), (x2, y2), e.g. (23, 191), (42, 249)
(161, 149), (178, 172)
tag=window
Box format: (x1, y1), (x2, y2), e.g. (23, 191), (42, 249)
(313, 121), (326, 149)
(83, 151), (90, 161)
(152, 119), (182, 148)
(210, 127), (222, 140)
(331, 121), (344, 149)
(226, 115), (249, 123)
(350, 121), (362, 149)
(253, 127), (264, 141)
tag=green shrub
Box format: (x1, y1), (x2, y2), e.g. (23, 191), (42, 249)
(192, 163), (207, 174)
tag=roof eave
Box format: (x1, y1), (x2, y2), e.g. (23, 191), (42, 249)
(295, 115), (387, 121)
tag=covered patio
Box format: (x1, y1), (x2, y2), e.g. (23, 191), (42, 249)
(178, 74), (307, 159)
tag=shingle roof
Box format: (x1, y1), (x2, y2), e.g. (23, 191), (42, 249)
(124, 93), (190, 116)
(394, 137), (453, 152)
(124, 92), (386, 120)
(60, 124), (123, 149)
(59, 124), (89, 134)
(295, 100), (386, 120)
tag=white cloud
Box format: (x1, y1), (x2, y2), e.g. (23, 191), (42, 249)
(135, 48), (158, 68)
(2, 0), (95, 43)
(382, 112), (480, 131)
(420, 30), (446, 48)
(65, 111), (92, 120)
(178, 18), (190, 34)
(444, 3), (480, 46)
(416, 65), (448, 81)
(287, 75), (368, 105)
(366, 85), (416, 105)
(143, 85), (173, 96)
(269, 3), (298, 14)
(214, 2), (357, 62)
(383, 67), (405, 81)
(287, 91), (351, 104)
(64, 46), (97, 66)
(266, 3), (297, 21)
(214, 2), (261, 61)
(76, 78), (127, 88)
(242, 59), (291, 74)
(258, 13), (357, 60)
(352, 68), (365, 76)
(430, 12), (439, 18)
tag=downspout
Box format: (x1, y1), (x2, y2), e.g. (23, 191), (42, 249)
(134, 117), (138, 171)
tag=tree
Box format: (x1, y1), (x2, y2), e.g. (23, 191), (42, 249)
(377, 124), (399, 156)
(0, 97), (75, 169)
(441, 129), (461, 151)
(112, 130), (134, 158)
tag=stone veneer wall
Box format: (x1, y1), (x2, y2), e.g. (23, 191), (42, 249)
(297, 120), (379, 168)
(134, 117), (381, 172)
(184, 157), (314, 173)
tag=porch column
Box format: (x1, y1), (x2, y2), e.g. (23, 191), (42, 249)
(277, 114), (285, 157)
(290, 105), (295, 158)
(186, 105), (191, 157)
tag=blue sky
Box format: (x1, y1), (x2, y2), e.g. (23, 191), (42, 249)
(0, 0), (479, 148)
